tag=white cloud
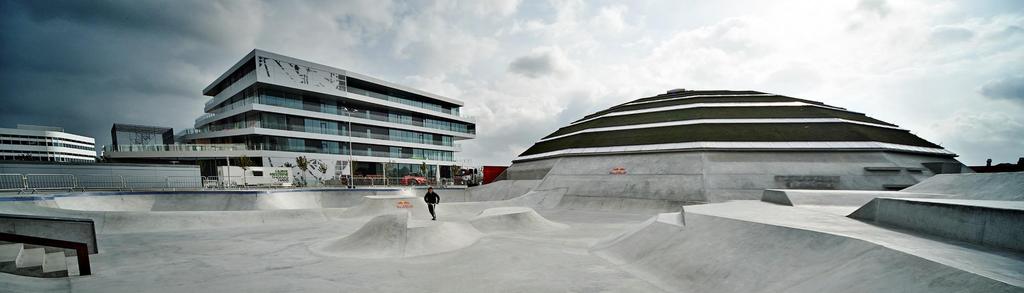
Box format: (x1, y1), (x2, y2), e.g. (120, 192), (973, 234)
(3, 0), (1022, 166)
(507, 46), (575, 78)
(592, 5), (628, 33)
(929, 112), (1024, 164)
(463, 0), (522, 17)
(981, 75), (1024, 103)
(389, 2), (500, 75)
(929, 25), (975, 44)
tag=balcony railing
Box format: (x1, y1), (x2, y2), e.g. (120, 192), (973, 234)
(101, 143), (455, 161)
(205, 70), (256, 108)
(185, 121), (456, 147)
(197, 96), (475, 135)
(194, 113), (215, 124)
(103, 144), (250, 153)
(345, 87), (465, 117)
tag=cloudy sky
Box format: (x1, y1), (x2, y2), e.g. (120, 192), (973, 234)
(1, 0), (1022, 166)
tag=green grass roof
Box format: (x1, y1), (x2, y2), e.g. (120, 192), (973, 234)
(545, 106), (897, 139)
(628, 90), (771, 104)
(521, 122), (941, 156)
(575, 94), (831, 122)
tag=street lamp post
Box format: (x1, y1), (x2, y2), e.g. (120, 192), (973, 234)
(343, 107), (356, 188)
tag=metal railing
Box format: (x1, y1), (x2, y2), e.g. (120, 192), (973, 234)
(102, 143), (456, 162)
(102, 144), (249, 153)
(0, 232), (91, 276)
(194, 94), (476, 135)
(0, 174), (466, 193)
(185, 120), (456, 147)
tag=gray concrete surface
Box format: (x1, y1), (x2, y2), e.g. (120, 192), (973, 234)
(3, 209), (664, 292)
(469, 207), (569, 233)
(903, 172), (1024, 200)
(42, 252), (67, 273)
(0, 243), (21, 262)
(593, 202), (1024, 292)
(338, 195), (431, 220)
(0, 273), (69, 292)
(0, 213), (97, 254)
(464, 180), (541, 201)
(311, 212), (484, 258)
(759, 189), (952, 215)
(0, 172), (1020, 292)
(34, 189), (406, 211)
(511, 151), (966, 203)
(851, 197), (1024, 252)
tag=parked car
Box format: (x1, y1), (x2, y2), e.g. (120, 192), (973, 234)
(399, 175), (428, 186)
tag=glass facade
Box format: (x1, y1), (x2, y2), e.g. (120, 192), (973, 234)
(0, 151), (94, 163)
(385, 162), (437, 177)
(193, 52), (469, 169)
(0, 133), (96, 163)
(249, 55), (460, 116)
(0, 136), (94, 151)
(111, 124), (174, 147)
(206, 135), (454, 161)
(199, 112), (454, 147)
(207, 86), (475, 135)
(347, 86), (457, 115)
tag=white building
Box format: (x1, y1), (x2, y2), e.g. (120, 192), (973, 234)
(0, 124), (96, 163)
(105, 49), (476, 184)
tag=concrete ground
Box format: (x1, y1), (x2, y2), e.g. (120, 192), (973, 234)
(1, 173), (1021, 292)
(2, 207), (665, 292)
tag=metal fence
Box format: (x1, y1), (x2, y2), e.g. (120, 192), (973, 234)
(0, 174), (464, 193)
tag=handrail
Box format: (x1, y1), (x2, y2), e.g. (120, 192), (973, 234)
(0, 213), (98, 254)
(0, 232), (91, 276)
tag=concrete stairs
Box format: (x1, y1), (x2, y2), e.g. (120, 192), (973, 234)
(0, 242), (69, 278)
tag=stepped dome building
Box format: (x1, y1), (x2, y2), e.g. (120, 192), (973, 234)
(506, 89), (969, 204)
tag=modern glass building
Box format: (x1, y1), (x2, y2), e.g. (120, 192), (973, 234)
(0, 125), (96, 163)
(107, 49), (475, 182)
(111, 124), (175, 148)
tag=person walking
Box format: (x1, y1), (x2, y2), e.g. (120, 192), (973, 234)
(424, 187), (440, 220)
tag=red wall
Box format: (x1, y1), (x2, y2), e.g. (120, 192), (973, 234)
(482, 166), (508, 184)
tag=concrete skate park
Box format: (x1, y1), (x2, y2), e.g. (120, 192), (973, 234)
(0, 171), (1021, 292)
(2, 90), (1023, 292)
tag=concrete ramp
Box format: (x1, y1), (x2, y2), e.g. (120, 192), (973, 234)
(437, 189), (567, 219)
(591, 209), (1023, 292)
(312, 211), (483, 258)
(0, 189), (566, 234)
(556, 195), (682, 214)
(465, 180), (541, 201)
(0, 201), (346, 234)
(760, 189), (950, 215)
(339, 195), (432, 220)
(28, 189), (398, 211)
(0, 272), (69, 293)
(468, 207), (568, 233)
(97, 208), (343, 234)
(850, 197), (1024, 252)
(902, 172), (1024, 200)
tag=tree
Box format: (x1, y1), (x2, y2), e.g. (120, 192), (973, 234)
(420, 162), (429, 186)
(295, 156), (309, 187)
(294, 156), (327, 187)
(451, 164), (461, 185)
(238, 156), (254, 186)
(315, 160), (327, 182)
